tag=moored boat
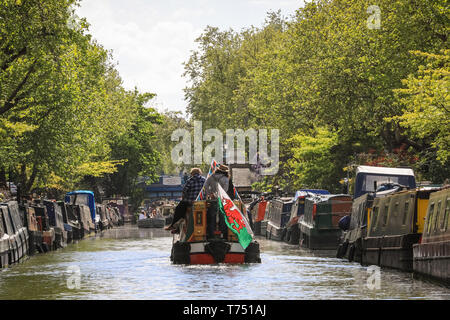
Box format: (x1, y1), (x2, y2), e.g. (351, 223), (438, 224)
(285, 190), (330, 245)
(265, 197), (294, 241)
(336, 165), (418, 263)
(336, 193), (374, 263)
(0, 208), (11, 267)
(363, 188), (437, 272)
(0, 202), (26, 266)
(299, 194), (352, 250)
(249, 196), (268, 236)
(413, 188), (449, 284)
(43, 200), (67, 249)
(137, 216), (165, 228)
(21, 204), (43, 255)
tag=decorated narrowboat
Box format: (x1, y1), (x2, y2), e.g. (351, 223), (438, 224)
(171, 185), (260, 265)
(363, 188), (437, 271)
(299, 194), (352, 250)
(265, 197), (294, 241)
(413, 188), (449, 284)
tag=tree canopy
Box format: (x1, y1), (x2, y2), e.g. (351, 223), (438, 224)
(183, 0), (449, 192)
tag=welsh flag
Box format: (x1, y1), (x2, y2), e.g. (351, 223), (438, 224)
(217, 184), (253, 249)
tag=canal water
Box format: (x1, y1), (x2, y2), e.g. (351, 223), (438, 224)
(0, 226), (449, 300)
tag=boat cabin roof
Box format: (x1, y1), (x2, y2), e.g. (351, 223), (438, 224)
(356, 165), (414, 176)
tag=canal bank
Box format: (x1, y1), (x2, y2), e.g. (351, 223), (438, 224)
(0, 226), (449, 300)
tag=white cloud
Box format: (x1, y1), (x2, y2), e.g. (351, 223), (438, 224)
(76, 0), (304, 114)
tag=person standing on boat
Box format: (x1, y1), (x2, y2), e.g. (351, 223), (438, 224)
(203, 164), (230, 239)
(165, 168), (205, 231)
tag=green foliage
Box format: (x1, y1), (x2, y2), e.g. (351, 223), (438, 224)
(288, 127), (341, 191)
(183, 0), (449, 190)
(391, 50), (450, 164)
(0, 0), (162, 199)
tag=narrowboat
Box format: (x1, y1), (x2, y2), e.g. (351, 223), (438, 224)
(65, 191), (98, 233)
(137, 217), (165, 228)
(43, 200), (67, 249)
(336, 165), (417, 262)
(265, 197), (294, 241)
(79, 204), (95, 236)
(249, 196), (268, 236)
(106, 206), (120, 227)
(22, 204), (44, 255)
(336, 193), (374, 262)
(0, 203), (23, 265)
(157, 201), (176, 226)
(96, 204), (111, 231)
(285, 190), (330, 245)
(102, 197), (132, 223)
(363, 188), (436, 272)
(413, 188), (449, 284)
(171, 199), (261, 265)
(32, 204), (56, 251)
(64, 204), (83, 240)
(299, 194), (352, 250)
(7, 202), (29, 260)
(0, 208), (11, 267)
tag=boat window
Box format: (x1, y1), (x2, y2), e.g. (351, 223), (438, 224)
(363, 175), (399, 192)
(372, 206), (379, 230)
(434, 201), (442, 232)
(1, 207), (15, 234)
(394, 202), (399, 217)
(358, 203), (363, 224)
(427, 203), (435, 235)
(0, 212), (4, 236)
(443, 199), (449, 231)
(382, 204), (389, 227)
(402, 201), (409, 226)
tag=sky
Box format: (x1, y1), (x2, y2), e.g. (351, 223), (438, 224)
(76, 0), (305, 116)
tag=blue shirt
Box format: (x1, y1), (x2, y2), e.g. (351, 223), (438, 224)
(182, 174), (206, 201)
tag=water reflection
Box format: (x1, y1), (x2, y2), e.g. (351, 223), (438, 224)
(0, 227), (448, 300)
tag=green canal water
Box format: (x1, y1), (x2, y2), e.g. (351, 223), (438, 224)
(0, 226), (449, 300)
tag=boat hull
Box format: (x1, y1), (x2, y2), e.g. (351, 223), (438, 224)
(413, 240), (449, 285)
(362, 233), (420, 272)
(138, 218), (165, 228)
(265, 222), (286, 241)
(171, 240), (261, 265)
(299, 224), (341, 250)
